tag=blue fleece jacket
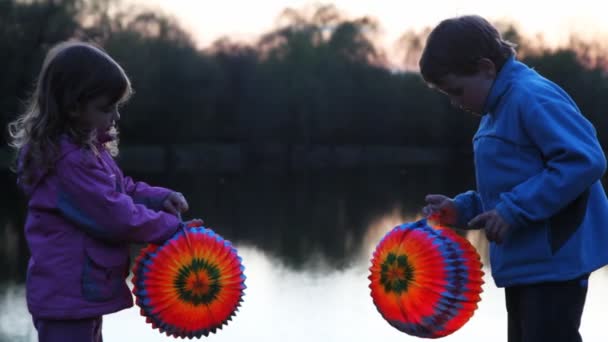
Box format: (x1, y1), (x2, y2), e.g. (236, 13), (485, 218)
(453, 57), (608, 287)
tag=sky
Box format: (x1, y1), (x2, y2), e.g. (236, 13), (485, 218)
(128, 0), (608, 50)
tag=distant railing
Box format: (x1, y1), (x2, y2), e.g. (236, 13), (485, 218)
(0, 143), (472, 173)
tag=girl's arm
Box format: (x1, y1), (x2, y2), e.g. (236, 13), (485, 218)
(122, 175), (173, 211)
(56, 151), (180, 244)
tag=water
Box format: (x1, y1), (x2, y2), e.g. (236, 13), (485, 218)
(2, 233), (608, 341)
(2, 166), (608, 341)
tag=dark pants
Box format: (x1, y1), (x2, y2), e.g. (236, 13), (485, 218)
(505, 275), (588, 342)
(33, 316), (103, 342)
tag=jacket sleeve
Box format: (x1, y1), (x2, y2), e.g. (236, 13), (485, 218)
(495, 90), (606, 230)
(56, 151), (180, 244)
(453, 190), (483, 228)
(123, 175), (173, 211)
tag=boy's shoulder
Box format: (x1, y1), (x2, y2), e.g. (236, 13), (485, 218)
(504, 66), (567, 106)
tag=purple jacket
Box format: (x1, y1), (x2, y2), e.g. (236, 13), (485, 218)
(19, 136), (180, 319)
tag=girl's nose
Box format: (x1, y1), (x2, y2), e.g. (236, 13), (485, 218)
(113, 110), (120, 121)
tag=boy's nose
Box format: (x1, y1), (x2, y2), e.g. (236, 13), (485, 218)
(113, 111), (121, 121)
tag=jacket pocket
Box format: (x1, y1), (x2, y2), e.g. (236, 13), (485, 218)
(493, 222), (552, 272)
(81, 246), (128, 302)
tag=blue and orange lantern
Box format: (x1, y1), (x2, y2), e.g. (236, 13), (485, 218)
(369, 219), (483, 338)
(132, 222), (246, 338)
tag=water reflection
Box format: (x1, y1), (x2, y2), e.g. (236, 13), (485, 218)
(2, 244), (607, 342)
(0, 164), (476, 281)
(2, 166), (607, 341)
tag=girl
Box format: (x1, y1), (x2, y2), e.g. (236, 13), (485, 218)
(8, 41), (191, 342)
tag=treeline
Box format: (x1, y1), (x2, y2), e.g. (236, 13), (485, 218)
(2, 0), (608, 273)
(2, 0), (607, 151)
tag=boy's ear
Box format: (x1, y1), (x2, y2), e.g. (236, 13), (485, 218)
(477, 58), (497, 78)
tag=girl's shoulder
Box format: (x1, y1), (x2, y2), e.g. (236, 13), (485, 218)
(57, 137), (101, 169)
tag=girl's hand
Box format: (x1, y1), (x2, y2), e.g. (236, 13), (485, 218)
(468, 209), (510, 244)
(422, 194), (459, 226)
(163, 192), (189, 215)
(185, 219), (204, 228)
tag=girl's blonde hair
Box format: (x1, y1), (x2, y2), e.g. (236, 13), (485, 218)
(8, 41), (132, 185)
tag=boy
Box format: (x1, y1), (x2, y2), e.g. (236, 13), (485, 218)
(419, 15), (608, 342)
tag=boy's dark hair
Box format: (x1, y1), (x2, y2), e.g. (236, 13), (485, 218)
(419, 15), (516, 85)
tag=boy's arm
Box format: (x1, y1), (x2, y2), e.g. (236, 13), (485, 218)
(56, 152), (180, 244)
(495, 93), (606, 230)
(123, 175), (173, 211)
(452, 190), (483, 228)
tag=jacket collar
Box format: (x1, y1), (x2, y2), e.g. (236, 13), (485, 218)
(482, 56), (527, 114)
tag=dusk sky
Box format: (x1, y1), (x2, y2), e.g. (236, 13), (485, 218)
(129, 0), (608, 50)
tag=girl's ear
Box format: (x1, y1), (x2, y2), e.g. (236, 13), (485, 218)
(477, 58), (497, 79)
(68, 101), (83, 119)
(68, 109), (79, 119)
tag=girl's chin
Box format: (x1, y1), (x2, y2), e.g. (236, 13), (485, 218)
(97, 127), (118, 142)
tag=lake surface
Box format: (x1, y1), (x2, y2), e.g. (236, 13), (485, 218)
(2, 167), (607, 341)
(2, 228), (607, 342)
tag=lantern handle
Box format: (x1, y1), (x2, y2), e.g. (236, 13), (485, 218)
(176, 213), (195, 252)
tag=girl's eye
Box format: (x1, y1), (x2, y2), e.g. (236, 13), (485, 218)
(101, 105), (116, 113)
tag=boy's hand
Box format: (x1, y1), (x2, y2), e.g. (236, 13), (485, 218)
(163, 192), (189, 215)
(422, 194), (459, 226)
(468, 209), (510, 243)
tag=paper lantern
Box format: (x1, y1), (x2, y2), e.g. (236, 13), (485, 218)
(132, 223), (246, 338)
(369, 219), (483, 338)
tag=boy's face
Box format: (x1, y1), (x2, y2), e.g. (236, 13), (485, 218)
(435, 65), (495, 115)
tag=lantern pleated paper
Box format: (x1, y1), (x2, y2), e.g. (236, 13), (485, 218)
(132, 223), (246, 339)
(369, 219), (484, 338)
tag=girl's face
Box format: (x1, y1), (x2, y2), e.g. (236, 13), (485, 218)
(77, 95), (120, 136)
